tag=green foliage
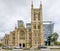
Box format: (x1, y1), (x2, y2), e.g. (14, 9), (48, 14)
(51, 32), (59, 45)
(54, 42), (60, 45)
(0, 43), (3, 46)
(51, 32), (59, 42)
(23, 48), (30, 50)
(5, 48), (12, 50)
(34, 48), (40, 50)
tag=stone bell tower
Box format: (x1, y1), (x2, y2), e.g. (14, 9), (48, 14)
(31, 1), (44, 48)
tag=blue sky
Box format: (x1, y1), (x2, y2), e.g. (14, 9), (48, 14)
(0, 0), (60, 41)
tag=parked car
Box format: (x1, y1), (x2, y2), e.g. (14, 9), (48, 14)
(8, 46), (12, 49)
(2, 46), (8, 49)
(14, 46), (22, 49)
(38, 45), (47, 49)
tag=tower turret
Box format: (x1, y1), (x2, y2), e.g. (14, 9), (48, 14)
(31, 0), (44, 48)
(40, 1), (44, 46)
(31, 1), (33, 9)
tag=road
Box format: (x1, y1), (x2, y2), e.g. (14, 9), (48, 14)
(0, 47), (60, 51)
(0, 49), (60, 51)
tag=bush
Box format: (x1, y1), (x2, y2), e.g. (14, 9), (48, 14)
(23, 48), (30, 50)
(34, 48), (40, 50)
(0, 43), (3, 47)
(5, 48), (12, 50)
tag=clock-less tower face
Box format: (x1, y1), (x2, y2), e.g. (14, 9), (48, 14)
(31, 9), (41, 48)
(31, 2), (44, 48)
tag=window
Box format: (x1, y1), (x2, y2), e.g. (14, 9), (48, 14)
(35, 33), (36, 36)
(38, 25), (40, 29)
(7, 40), (8, 45)
(38, 13), (40, 20)
(35, 42), (36, 44)
(20, 30), (25, 39)
(13, 37), (15, 39)
(33, 25), (36, 29)
(38, 42), (40, 44)
(38, 33), (39, 36)
(34, 16), (36, 20)
(6, 36), (7, 38)
(38, 17), (40, 20)
(29, 28), (31, 32)
(29, 37), (31, 39)
(34, 13), (36, 20)
(5, 39), (6, 44)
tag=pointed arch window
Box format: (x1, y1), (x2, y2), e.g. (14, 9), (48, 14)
(38, 13), (40, 20)
(20, 30), (25, 39)
(34, 12), (36, 20)
(38, 25), (40, 29)
(33, 25), (36, 29)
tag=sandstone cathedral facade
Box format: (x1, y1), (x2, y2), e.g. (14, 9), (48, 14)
(2, 1), (44, 48)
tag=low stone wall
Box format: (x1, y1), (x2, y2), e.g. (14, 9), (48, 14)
(47, 46), (60, 50)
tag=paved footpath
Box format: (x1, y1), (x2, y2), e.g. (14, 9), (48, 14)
(0, 47), (60, 51)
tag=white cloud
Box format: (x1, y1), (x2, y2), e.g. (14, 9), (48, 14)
(0, 0), (60, 41)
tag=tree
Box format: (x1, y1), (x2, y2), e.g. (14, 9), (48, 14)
(54, 41), (60, 45)
(51, 32), (59, 45)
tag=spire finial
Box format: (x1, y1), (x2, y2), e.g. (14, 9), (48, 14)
(40, 0), (42, 8)
(32, 0), (33, 4)
(40, 0), (42, 4)
(31, 0), (33, 8)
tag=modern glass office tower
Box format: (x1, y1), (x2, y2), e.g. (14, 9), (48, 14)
(43, 21), (54, 46)
(26, 23), (31, 32)
(18, 20), (24, 28)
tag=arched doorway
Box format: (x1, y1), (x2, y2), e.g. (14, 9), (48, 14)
(23, 44), (25, 47)
(19, 44), (21, 47)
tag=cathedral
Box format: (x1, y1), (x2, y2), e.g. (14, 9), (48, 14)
(2, 1), (44, 48)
